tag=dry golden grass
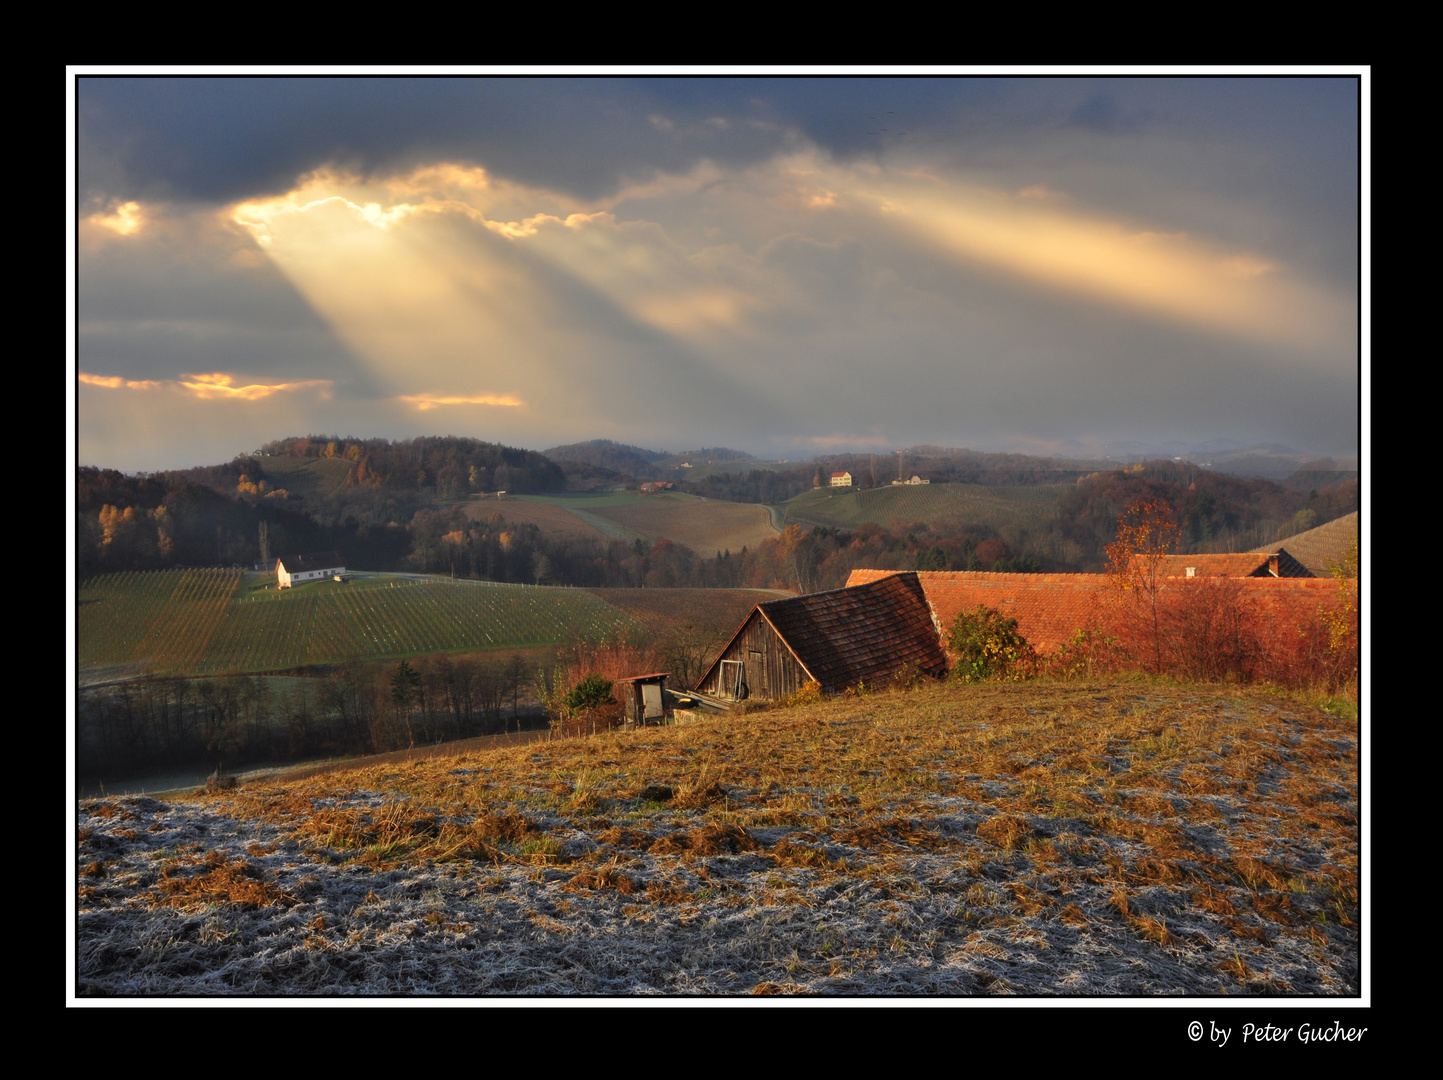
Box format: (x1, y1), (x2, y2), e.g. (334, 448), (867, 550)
(77, 679), (1359, 995)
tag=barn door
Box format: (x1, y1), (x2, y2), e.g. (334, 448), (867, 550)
(748, 649), (768, 698)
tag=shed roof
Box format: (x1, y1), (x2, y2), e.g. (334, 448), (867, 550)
(700, 572), (947, 693)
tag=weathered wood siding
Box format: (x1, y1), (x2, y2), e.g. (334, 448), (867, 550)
(695, 612), (810, 702)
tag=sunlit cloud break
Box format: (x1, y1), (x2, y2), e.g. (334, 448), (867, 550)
(79, 371), (163, 391)
(399, 393), (525, 411)
(180, 373), (333, 400)
(81, 371), (332, 401)
(87, 201), (143, 236)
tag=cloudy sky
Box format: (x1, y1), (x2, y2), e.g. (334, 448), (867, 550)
(71, 73), (1364, 472)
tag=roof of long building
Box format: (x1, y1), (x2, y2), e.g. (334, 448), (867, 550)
(278, 551), (347, 572)
(846, 569), (1342, 653)
(1150, 552), (1313, 578)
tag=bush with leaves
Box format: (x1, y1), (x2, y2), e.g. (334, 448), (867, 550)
(564, 673), (615, 713)
(947, 606), (1038, 683)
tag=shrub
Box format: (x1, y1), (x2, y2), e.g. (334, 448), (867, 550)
(1159, 576), (1263, 683)
(779, 680), (823, 709)
(1045, 627), (1129, 680)
(947, 606), (1038, 683)
(564, 673), (615, 713)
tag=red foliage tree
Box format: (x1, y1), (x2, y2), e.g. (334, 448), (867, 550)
(1104, 499), (1182, 674)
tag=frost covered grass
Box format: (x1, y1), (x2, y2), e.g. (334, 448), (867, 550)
(75, 682), (1359, 996)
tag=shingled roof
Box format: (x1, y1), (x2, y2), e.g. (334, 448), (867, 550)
(847, 569), (1343, 655)
(701, 572), (948, 694)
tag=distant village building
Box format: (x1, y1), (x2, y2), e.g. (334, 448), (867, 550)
(276, 551), (348, 588)
(830, 471), (853, 487)
(893, 475), (930, 486)
(640, 481), (676, 492)
(694, 573), (947, 702)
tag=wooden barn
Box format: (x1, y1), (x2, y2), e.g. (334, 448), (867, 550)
(694, 571), (948, 702)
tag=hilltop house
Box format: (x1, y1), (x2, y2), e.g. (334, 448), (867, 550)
(276, 551), (348, 588)
(830, 471), (853, 487)
(694, 572), (947, 702)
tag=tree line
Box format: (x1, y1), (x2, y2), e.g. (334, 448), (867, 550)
(77, 654), (533, 778)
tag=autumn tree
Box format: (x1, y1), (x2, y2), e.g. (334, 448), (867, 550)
(1321, 535), (1360, 688)
(1105, 499), (1181, 674)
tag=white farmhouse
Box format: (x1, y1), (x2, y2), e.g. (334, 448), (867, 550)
(830, 471), (853, 488)
(276, 551), (348, 588)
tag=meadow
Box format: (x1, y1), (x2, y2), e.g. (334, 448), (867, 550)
(75, 680), (1358, 996)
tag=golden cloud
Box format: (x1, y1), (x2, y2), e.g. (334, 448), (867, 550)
(79, 371), (163, 390)
(179, 373), (333, 400)
(87, 201), (144, 236)
(398, 393), (525, 411)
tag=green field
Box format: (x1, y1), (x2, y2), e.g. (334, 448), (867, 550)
(782, 483), (1065, 532)
(78, 570), (645, 680)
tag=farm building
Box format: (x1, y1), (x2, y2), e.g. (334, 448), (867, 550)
(616, 673), (671, 725)
(694, 572), (947, 702)
(847, 569), (1345, 656)
(830, 472), (853, 487)
(276, 551), (348, 588)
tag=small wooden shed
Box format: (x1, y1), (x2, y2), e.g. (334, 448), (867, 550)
(616, 672), (670, 724)
(694, 572), (948, 702)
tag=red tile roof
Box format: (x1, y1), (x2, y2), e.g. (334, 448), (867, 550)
(846, 569), (1341, 654)
(1153, 553), (1277, 577)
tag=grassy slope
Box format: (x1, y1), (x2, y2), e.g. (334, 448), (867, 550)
(78, 571), (644, 678)
(521, 492), (779, 553)
(587, 587), (791, 637)
(462, 497), (612, 541)
(76, 680), (1359, 995)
